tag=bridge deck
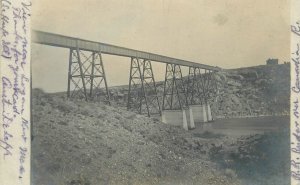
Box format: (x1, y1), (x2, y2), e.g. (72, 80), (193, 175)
(32, 30), (219, 71)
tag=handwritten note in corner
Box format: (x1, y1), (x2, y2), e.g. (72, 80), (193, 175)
(291, 1), (300, 185)
(0, 0), (32, 185)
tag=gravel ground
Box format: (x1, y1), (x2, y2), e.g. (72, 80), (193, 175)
(31, 89), (289, 185)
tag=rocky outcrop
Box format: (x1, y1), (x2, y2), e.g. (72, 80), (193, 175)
(106, 64), (290, 119)
(211, 64), (290, 118)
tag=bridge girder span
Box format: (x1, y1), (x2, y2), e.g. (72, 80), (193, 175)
(33, 30), (220, 117)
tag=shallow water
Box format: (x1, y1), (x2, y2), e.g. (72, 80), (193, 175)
(203, 116), (290, 185)
(194, 116), (289, 136)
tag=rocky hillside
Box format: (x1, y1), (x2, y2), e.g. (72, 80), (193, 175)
(31, 89), (289, 185)
(108, 64), (290, 118)
(212, 64), (290, 118)
(31, 89), (241, 185)
(31, 63), (290, 185)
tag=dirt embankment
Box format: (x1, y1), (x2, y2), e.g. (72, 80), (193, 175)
(32, 89), (289, 185)
(32, 89), (241, 185)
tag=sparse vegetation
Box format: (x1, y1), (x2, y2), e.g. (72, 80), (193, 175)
(31, 64), (290, 185)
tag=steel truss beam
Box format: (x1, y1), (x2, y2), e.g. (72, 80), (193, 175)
(67, 47), (110, 103)
(162, 64), (188, 110)
(33, 30), (220, 71)
(127, 57), (161, 116)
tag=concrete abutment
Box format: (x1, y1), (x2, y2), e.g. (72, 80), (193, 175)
(161, 104), (213, 130)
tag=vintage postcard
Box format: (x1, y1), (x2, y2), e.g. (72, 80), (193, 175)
(1, 0), (299, 185)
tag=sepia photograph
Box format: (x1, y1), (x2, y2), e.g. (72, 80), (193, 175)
(30, 0), (290, 184)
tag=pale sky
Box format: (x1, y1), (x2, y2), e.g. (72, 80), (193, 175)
(32, 0), (290, 92)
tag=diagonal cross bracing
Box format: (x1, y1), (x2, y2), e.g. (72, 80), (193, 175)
(67, 47), (110, 103)
(127, 58), (161, 116)
(162, 64), (188, 110)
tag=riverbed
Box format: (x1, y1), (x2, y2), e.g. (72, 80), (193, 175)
(193, 116), (289, 136)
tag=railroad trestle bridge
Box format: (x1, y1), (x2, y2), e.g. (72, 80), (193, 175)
(33, 30), (221, 130)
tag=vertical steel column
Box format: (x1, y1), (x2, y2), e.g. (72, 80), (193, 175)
(175, 65), (188, 108)
(162, 63), (170, 110)
(76, 46), (88, 101)
(162, 64), (176, 110)
(137, 60), (149, 116)
(89, 51), (111, 104)
(206, 71), (217, 101)
(76, 50), (92, 100)
(67, 48), (72, 98)
(212, 71), (219, 96)
(199, 69), (214, 105)
(205, 70), (213, 101)
(207, 71), (213, 97)
(170, 64), (176, 109)
(67, 48), (88, 100)
(141, 60), (161, 116)
(186, 67), (192, 104)
(207, 70), (218, 100)
(200, 69), (208, 105)
(162, 64), (186, 110)
(193, 67), (202, 104)
(196, 68), (205, 105)
(186, 67), (197, 105)
(89, 52), (95, 97)
(127, 57), (144, 112)
(127, 58), (134, 110)
(99, 52), (111, 105)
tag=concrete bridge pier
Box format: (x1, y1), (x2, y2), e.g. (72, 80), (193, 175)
(161, 110), (190, 130)
(185, 108), (195, 129)
(190, 104), (213, 131)
(205, 104), (213, 122)
(190, 104), (208, 123)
